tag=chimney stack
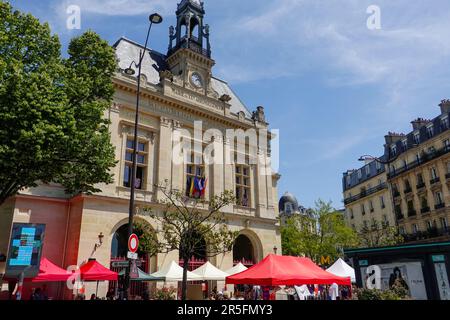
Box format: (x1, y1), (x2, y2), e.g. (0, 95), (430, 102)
(439, 99), (450, 115)
(384, 132), (405, 145)
(411, 118), (431, 131)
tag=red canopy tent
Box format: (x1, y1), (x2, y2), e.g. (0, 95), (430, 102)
(77, 259), (118, 281)
(31, 258), (72, 283)
(226, 254), (351, 286)
(3, 257), (71, 283)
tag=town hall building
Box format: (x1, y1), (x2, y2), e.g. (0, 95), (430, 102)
(0, 0), (281, 299)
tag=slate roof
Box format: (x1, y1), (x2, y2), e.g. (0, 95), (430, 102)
(113, 37), (252, 118)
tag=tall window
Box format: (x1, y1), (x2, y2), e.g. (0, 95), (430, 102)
(361, 203), (366, 216)
(434, 191), (444, 205)
(426, 220), (433, 230)
(369, 200), (374, 212)
(235, 162), (251, 207)
(444, 139), (450, 150)
(412, 224), (419, 234)
(440, 217), (448, 230)
(123, 139), (147, 189)
(186, 152), (205, 199)
(430, 167), (438, 180)
(349, 208), (354, 219)
(446, 161), (450, 174)
(380, 196), (385, 209)
(416, 173), (424, 185)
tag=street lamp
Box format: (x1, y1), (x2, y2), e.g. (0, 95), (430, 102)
(123, 12), (163, 299)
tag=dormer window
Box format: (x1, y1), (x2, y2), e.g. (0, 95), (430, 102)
(441, 116), (449, 130)
(402, 139), (408, 151)
(390, 144), (397, 157)
(427, 125), (434, 138)
(365, 165), (370, 176)
(357, 169), (362, 180)
(413, 132), (420, 145)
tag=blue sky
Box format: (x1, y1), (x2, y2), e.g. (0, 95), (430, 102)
(9, 0), (450, 209)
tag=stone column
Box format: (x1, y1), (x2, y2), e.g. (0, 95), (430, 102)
(171, 120), (184, 192)
(223, 137), (234, 212)
(156, 117), (173, 200)
(255, 147), (268, 218)
(212, 135), (225, 197)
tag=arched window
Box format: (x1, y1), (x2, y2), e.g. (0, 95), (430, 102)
(190, 17), (200, 41)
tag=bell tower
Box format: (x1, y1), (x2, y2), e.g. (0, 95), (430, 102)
(166, 0), (216, 96)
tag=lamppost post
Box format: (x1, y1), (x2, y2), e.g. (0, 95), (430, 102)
(123, 13), (163, 299)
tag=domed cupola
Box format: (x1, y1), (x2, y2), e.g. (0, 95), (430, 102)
(279, 192), (300, 216)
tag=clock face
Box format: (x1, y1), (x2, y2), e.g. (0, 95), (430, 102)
(191, 72), (203, 88)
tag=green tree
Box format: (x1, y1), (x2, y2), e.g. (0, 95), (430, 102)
(0, 3), (117, 205)
(358, 218), (404, 248)
(144, 182), (239, 300)
(281, 199), (359, 264)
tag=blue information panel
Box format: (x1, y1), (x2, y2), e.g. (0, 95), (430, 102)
(5, 223), (45, 278)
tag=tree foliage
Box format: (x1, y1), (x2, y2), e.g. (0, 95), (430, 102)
(358, 218), (404, 248)
(143, 181), (239, 300)
(281, 199), (359, 264)
(0, 3), (117, 204)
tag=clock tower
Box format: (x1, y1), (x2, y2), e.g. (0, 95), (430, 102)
(166, 0), (217, 97)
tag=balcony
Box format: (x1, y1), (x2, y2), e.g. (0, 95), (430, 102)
(430, 177), (441, 185)
(343, 182), (387, 205)
(402, 227), (450, 242)
(387, 145), (450, 179)
(416, 182), (426, 190)
(404, 187), (413, 195)
(407, 209), (417, 217)
(435, 203), (446, 210)
(420, 207), (430, 214)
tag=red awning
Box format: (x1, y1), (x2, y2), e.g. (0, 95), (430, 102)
(78, 259), (118, 281)
(226, 254), (351, 286)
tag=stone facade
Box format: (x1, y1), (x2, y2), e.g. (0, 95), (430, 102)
(0, 0), (281, 299)
(342, 100), (450, 243)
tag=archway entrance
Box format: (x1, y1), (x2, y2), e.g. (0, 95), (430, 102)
(109, 222), (157, 299)
(233, 234), (255, 267)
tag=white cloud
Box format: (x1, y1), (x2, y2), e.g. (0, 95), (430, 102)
(59, 0), (176, 16)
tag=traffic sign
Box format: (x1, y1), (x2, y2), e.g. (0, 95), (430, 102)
(127, 251), (138, 260)
(128, 234), (139, 253)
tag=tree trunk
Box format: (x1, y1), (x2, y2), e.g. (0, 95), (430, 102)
(181, 256), (189, 300)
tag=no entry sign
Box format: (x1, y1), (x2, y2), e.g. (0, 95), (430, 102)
(128, 234), (139, 253)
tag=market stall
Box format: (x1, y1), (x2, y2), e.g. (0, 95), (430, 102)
(226, 254), (351, 286)
(326, 258), (356, 283)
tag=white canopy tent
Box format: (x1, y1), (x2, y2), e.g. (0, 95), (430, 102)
(192, 262), (230, 281)
(326, 258), (356, 283)
(225, 263), (248, 276)
(150, 261), (202, 282)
